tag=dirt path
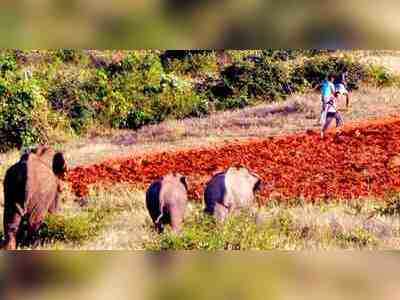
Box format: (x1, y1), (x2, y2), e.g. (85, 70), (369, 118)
(67, 116), (400, 202)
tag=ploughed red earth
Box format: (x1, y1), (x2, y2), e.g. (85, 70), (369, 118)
(66, 116), (400, 203)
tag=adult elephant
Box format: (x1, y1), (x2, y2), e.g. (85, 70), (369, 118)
(204, 166), (262, 222)
(3, 145), (67, 250)
(146, 173), (188, 234)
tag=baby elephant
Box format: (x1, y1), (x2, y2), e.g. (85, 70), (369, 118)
(146, 173), (188, 234)
(3, 146), (67, 250)
(204, 166), (262, 222)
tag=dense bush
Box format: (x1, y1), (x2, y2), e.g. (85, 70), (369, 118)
(215, 95), (249, 110)
(54, 49), (83, 64)
(48, 52), (209, 132)
(297, 55), (369, 90)
(205, 56), (300, 107)
(48, 71), (95, 134)
(161, 50), (218, 76)
(261, 49), (333, 61)
(0, 78), (51, 151)
(201, 52), (371, 108)
(0, 52), (17, 76)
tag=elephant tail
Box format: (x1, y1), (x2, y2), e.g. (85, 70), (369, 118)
(155, 198), (166, 224)
(15, 203), (26, 216)
(155, 213), (164, 224)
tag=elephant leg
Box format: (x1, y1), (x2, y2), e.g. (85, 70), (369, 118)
(4, 213), (22, 250)
(48, 191), (60, 214)
(214, 203), (229, 223)
(170, 210), (184, 234)
(27, 222), (43, 248)
(155, 222), (164, 234)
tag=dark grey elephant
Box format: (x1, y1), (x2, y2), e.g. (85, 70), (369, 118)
(3, 145), (67, 250)
(146, 173), (188, 234)
(204, 166), (262, 222)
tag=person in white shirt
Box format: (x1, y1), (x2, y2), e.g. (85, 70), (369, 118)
(334, 71), (350, 109)
(320, 91), (344, 138)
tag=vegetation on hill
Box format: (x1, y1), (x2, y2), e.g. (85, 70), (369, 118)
(0, 49), (398, 152)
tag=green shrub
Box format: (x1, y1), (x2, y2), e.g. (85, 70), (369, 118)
(366, 65), (399, 87)
(98, 90), (130, 128)
(262, 49), (334, 61)
(203, 53), (370, 108)
(201, 52), (371, 108)
(0, 78), (50, 151)
(41, 214), (92, 243)
(215, 95), (249, 110)
(109, 58), (208, 128)
(335, 228), (378, 249)
(262, 49), (303, 61)
(148, 86), (209, 122)
(125, 109), (154, 129)
(40, 206), (119, 245)
(54, 49), (83, 64)
(69, 103), (95, 133)
(101, 52), (139, 77)
(375, 193), (400, 216)
(227, 50), (262, 63)
(82, 69), (110, 101)
(161, 50), (219, 76)
(48, 72), (95, 134)
(48, 52), (209, 132)
(297, 55), (368, 90)
(210, 58), (294, 104)
(248, 58), (295, 99)
(145, 211), (277, 250)
(141, 53), (168, 90)
(0, 52), (17, 76)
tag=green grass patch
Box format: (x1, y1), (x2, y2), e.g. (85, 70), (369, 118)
(40, 206), (121, 245)
(335, 228), (379, 249)
(144, 210), (280, 250)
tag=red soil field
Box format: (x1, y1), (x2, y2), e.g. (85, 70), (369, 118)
(66, 117), (400, 203)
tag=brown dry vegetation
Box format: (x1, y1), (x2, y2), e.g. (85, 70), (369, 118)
(351, 50), (400, 74)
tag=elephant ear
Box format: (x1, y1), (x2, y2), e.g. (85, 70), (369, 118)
(253, 178), (262, 192)
(180, 176), (188, 191)
(31, 145), (48, 156)
(53, 152), (67, 176)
